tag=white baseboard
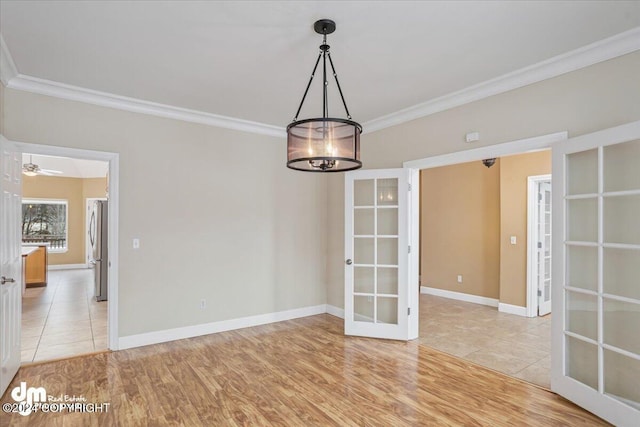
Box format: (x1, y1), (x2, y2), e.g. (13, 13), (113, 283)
(48, 264), (88, 271)
(420, 286), (499, 308)
(325, 304), (345, 319)
(498, 303), (528, 317)
(119, 304), (327, 350)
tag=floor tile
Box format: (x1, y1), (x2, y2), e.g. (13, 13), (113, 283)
(513, 356), (551, 389)
(21, 325), (45, 338)
(33, 340), (96, 362)
(93, 336), (108, 350)
(39, 328), (94, 346)
(21, 335), (41, 350)
(20, 269), (108, 364)
(21, 348), (36, 364)
(419, 295), (550, 388)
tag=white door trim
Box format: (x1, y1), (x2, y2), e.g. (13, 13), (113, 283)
(403, 131), (567, 169)
(16, 141), (119, 351)
(403, 132), (565, 315)
(526, 174), (552, 317)
(407, 168), (420, 339)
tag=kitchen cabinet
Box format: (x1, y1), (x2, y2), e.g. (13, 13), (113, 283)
(24, 245), (47, 287)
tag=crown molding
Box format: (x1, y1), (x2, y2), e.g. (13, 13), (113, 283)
(364, 27), (640, 134)
(2, 27), (638, 137)
(5, 74), (286, 138)
(0, 34), (19, 86)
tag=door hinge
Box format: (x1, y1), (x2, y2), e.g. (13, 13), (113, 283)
(408, 183), (412, 191)
(408, 307), (411, 316)
(537, 290), (542, 297)
(408, 245), (411, 254)
(537, 242), (542, 249)
(538, 193), (543, 201)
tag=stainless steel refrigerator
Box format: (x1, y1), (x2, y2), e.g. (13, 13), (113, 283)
(89, 200), (108, 302)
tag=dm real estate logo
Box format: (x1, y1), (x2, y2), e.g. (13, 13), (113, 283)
(4, 382), (111, 416)
(10, 382), (46, 416)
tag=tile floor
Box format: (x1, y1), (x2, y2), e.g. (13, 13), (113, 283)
(21, 269), (108, 363)
(419, 294), (551, 388)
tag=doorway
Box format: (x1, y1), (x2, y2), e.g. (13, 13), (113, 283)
(15, 142), (119, 362)
(20, 153), (110, 362)
(407, 132), (566, 389)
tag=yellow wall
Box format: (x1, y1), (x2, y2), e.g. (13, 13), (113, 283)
(420, 160), (501, 299)
(499, 150), (551, 307)
(420, 151), (551, 306)
(22, 175), (107, 265)
(82, 177), (108, 200)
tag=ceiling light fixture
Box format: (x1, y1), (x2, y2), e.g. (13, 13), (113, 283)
(286, 19), (362, 172)
(482, 158), (497, 168)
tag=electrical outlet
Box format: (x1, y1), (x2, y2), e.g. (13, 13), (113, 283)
(457, 275), (463, 284)
(200, 299), (206, 310)
(133, 238), (140, 249)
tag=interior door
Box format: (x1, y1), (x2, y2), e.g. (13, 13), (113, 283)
(344, 168), (418, 340)
(538, 181), (552, 316)
(551, 120), (640, 426)
(0, 135), (22, 396)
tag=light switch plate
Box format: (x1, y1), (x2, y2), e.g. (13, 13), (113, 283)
(510, 236), (517, 245)
(133, 238), (140, 249)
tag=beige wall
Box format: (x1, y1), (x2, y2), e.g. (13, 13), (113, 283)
(421, 160), (501, 299)
(499, 150), (551, 307)
(4, 88), (328, 337)
(22, 175), (108, 265)
(327, 51), (640, 308)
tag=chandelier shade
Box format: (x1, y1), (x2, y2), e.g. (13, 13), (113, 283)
(286, 19), (362, 172)
(287, 118), (361, 172)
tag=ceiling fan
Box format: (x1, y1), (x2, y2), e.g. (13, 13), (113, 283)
(22, 155), (63, 177)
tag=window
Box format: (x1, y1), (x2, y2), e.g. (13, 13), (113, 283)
(22, 199), (68, 252)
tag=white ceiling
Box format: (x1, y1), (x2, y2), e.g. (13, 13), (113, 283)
(22, 154), (108, 179)
(1, 1), (639, 129)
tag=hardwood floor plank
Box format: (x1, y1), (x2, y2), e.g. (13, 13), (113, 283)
(2, 314), (609, 426)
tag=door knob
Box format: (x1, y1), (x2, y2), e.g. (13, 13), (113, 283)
(1, 276), (15, 285)
(345, 259), (353, 265)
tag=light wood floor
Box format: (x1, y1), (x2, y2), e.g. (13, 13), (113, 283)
(1, 314), (607, 426)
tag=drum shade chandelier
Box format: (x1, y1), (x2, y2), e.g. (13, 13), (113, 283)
(286, 19), (362, 172)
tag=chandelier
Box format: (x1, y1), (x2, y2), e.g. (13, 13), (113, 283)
(286, 19), (362, 172)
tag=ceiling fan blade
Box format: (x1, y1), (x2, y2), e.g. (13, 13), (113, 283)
(40, 168), (63, 174)
(38, 170), (56, 176)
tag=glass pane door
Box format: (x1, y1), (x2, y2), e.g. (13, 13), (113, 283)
(345, 169), (413, 340)
(553, 121), (640, 426)
(538, 181), (552, 315)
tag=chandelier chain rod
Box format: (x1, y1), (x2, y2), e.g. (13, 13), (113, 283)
(322, 48), (328, 119)
(293, 52), (323, 122)
(327, 53), (352, 120)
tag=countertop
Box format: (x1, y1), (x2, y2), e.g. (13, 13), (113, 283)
(21, 246), (39, 257)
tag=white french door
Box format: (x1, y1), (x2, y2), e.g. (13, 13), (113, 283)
(538, 180), (552, 316)
(552, 120), (640, 426)
(0, 135), (22, 396)
(344, 168), (418, 340)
